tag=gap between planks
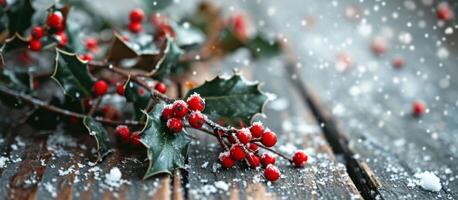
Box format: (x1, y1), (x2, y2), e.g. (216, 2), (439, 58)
(286, 63), (382, 200)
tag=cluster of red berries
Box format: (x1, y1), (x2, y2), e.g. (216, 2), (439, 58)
(128, 8), (144, 33)
(115, 125), (142, 147)
(219, 122), (308, 182)
(161, 93), (206, 133)
(28, 11), (68, 52)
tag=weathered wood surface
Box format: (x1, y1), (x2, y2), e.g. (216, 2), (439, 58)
(247, 0), (458, 199)
(186, 58), (361, 199)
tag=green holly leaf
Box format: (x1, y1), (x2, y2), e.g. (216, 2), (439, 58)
(0, 33), (29, 66)
(83, 117), (111, 161)
(51, 49), (95, 99)
(173, 22), (205, 49)
(6, 0), (35, 37)
(246, 35), (280, 58)
(26, 97), (62, 130)
(186, 74), (268, 127)
(141, 102), (190, 179)
(124, 77), (151, 120)
(152, 37), (183, 79)
(0, 67), (33, 108)
(141, 0), (173, 12)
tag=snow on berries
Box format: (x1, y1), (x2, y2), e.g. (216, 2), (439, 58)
(188, 111), (205, 129)
(219, 152), (234, 168)
(167, 118), (184, 133)
(292, 150), (308, 167)
(261, 153), (276, 167)
(264, 164), (280, 182)
(230, 144), (246, 161)
(249, 122), (264, 138)
(115, 125), (131, 142)
(172, 100), (188, 118)
(186, 93), (205, 111)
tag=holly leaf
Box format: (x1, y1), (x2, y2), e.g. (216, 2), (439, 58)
(124, 76), (151, 120)
(141, 0), (173, 12)
(246, 35), (280, 58)
(141, 102), (190, 179)
(26, 97), (62, 130)
(173, 22), (205, 49)
(186, 74), (268, 127)
(6, 0), (35, 37)
(106, 33), (161, 72)
(0, 33), (29, 66)
(0, 67), (33, 108)
(152, 37), (183, 79)
(51, 49), (95, 99)
(83, 117), (111, 161)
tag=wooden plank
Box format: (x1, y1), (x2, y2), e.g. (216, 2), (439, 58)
(186, 57), (362, 199)
(250, 0), (458, 199)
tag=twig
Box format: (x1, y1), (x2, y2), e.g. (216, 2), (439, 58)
(0, 86), (144, 127)
(87, 97), (101, 116)
(255, 142), (293, 163)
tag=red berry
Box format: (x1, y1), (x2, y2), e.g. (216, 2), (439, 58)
(392, 57), (404, 69)
(116, 82), (125, 96)
(249, 122), (264, 138)
(229, 144), (246, 161)
(292, 150), (308, 167)
(219, 152), (234, 168)
(129, 8), (144, 23)
(186, 93), (205, 111)
(80, 53), (93, 62)
(261, 130), (277, 147)
(131, 131), (143, 147)
(47, 12), (63, 29)
(371, 37), (388, 56)
(93, 80), (109, 96)
(55, 31), (68, 46)
(188, 111), (205, 129)
(264, 164), (280, 182)
(161, 105), (174, 120)
(115, 125), (131, 142)
(172, 100), (188, 118)
(129, 22), (142, 33)
(230, 13), (248, 40)
(437, 4), (453, 21)
(261, 153), (276, 167)
(236, 128), (251, 144)
(29, 40), (41, 52)
(154, 82), (167, 94)
(85, 38), (98, 51)
(246, 153), (261, 168)
(412, 101), (426, 116)
(31, 26), (44, 39)
(167, 118), (183, 133)
(248, 143), (259, 152)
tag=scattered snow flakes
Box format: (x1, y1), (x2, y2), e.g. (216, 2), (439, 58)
(42, 182), (57, 198)
(190, 181), (231, 198)
(0, 156), (8, 168)
(214, 181), (230, 191)
(102, 167), (129, 190)
(413, 171), (442, 192)
(201, 161), (209, 169)
(58, 165), (76, 176)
